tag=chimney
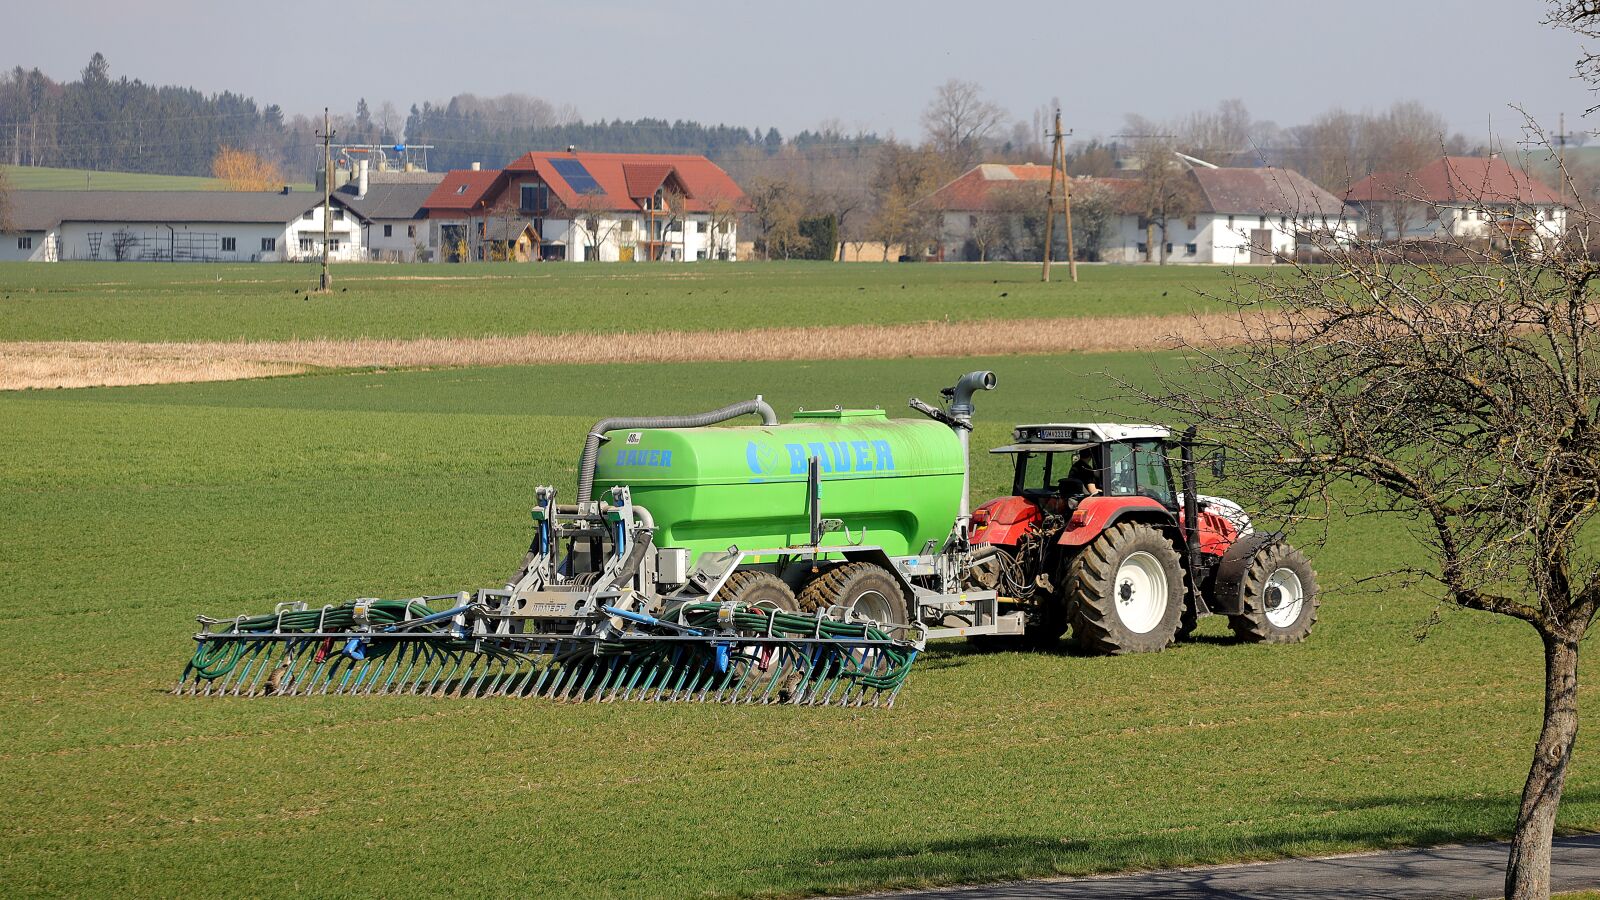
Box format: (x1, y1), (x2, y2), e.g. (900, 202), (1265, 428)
(470, 161), (481, 171)
(357, 159), (369, 198)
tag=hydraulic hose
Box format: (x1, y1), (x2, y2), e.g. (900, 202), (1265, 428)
(575, 398), (778, 503)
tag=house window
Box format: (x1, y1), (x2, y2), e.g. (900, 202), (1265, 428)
(1185, 242), (1197, 255)
(456, 184), (469, 194)
(1258, 216), (1267, 228)
(407, 225), (416, 238)
(1185, 215), (1196, 230)
(1136, 242), (1148, 254)
(303, 211), (313, 220)
(1546, 208), (1557, 221)
(697, 250), (707, 260)
(620, 219), (634, 233)
(17, 236), (32, 250)
(333, 208), (344, 221)
(520, 183), (549, 212)
(329, 239), (341, 251)
(1279, 216), (1287, 229)
(969, 215), (979, 229)
(1226, 215), (1235, 229)
(299, 237), (315, 252)
(717, 221), (730, 234)
(221, 237), (236, 252)
(586, 217), (598, 234)
(261, 237), (276, 252)
(383, 224), (393, 237)
(1164, 242), (1174, 255)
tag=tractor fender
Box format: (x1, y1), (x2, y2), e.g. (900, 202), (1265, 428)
(971, 496), (1040, 546)
(1208, 531), (1283, 615)
(1056, 496), (1175, 547)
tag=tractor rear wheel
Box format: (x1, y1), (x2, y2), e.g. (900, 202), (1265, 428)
(1229, 543), (1319, 643)
(720, 570), (799, 612)
(1067, 522), (1185, 654)
(799, 562), (908, 626)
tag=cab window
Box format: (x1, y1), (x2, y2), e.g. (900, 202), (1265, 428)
(1016, 452), (1056, 494)
(1106, 443), (1137, 496)
(1133, 440), (1176, 507)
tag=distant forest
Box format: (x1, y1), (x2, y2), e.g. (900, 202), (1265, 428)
(0, 53), (881, 179)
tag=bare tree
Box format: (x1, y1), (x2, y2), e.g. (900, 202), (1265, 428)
(0, 166), (12, 234)
(1180, 98), (1256, 165)
(747, 174), (806, 260)
(1068, 179), (1117, 262)
(1141, 124), (1598, 896)
(869, 142), (947, 260)
(921, 79), (1007, 171)
(1126, 140), (1200, 264)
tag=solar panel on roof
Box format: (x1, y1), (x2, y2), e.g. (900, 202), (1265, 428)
(549, 158), (603, 195)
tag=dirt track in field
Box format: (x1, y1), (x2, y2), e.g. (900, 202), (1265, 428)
(0, 313), (1249, 390)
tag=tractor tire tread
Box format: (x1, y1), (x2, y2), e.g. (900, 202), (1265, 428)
(1068, 522), (1184, 655)
(1229, 543), (1319, 643)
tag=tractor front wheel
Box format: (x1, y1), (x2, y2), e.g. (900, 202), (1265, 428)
(1068, 522), (1184, 654)
(799, 562), (908, 627)
(1229, 543), (1319, 643)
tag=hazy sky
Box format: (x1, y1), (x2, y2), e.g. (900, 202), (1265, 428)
(4, 0), (1594, 147)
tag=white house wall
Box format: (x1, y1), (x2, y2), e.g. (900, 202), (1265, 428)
(0, 230), (51, 262)
(366, 219), (425, 261)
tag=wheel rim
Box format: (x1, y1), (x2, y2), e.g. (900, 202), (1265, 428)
(1263, 567), (1305, 628)
(847, 589), (897, 625)
(1113, 551), (1168, 634)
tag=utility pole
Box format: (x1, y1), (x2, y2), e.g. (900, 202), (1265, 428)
(315, 108), (335, 292)
(1042, 109), (1077, 283)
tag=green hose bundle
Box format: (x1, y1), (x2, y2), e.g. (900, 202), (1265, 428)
(186, 599), (442, 680)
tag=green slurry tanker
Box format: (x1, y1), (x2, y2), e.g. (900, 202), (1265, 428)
(178, 371), (1319, 706)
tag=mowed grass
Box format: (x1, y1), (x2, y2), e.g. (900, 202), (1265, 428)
(0, 260), (1244, 343)
(1, 353), (1590, 898)
(2, 163), (313, 192)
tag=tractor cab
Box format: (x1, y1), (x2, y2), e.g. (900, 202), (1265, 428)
(989, 423), (1179, 511)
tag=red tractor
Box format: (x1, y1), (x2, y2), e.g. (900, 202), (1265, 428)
(968, 423), (1318, 653)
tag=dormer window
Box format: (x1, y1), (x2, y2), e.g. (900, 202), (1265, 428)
(456, 184), (469, 195)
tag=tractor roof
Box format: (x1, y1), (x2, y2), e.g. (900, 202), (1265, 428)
(1013, 423), (1171, 442)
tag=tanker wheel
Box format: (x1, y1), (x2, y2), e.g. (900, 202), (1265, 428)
(718, 571), (802, 698)
(720, 570), (799, 613)
(799, 562), (908, 627)
(1067, 522), (1184, 655)
(1229, 543), (1319, 643)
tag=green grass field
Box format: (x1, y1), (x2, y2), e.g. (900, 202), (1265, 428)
(0, 261), (1244, 342)
(2, 164), (313, 192)
(0, 352), (1588, 897)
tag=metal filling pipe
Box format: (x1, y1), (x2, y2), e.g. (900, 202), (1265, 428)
(947, 371), (997, 532)
(575, 397), (778, 504)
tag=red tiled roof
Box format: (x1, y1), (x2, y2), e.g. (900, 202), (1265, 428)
(1346, 156), (1564, 206)
(920, 163), (1055, 211)
(421, 169), (500, 215)
(622, 162), (675, 199)
(500, 150), (746, 212)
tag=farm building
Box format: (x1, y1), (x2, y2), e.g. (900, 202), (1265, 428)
(333, 163), (443, 262)
(420, 150), (746, 262)
(923, 162), (1357, 264)
(1102, 165), (1358, 264)
(0, 189), (369, 262)
(1344, 155), (1567, 252)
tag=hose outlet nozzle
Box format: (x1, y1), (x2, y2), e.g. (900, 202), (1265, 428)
(947, 370), (997, 422)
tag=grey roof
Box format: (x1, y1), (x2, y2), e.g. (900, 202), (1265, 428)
(4, 189), (359, 230)
(335, 174), (443, 221)
(1192, 167), (1351, 217)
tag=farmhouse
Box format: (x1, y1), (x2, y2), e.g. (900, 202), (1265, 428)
(1102, 165), (1358, 264)
(924, 162), (1356, 264)
(421, 150), (746, 262)
(333, 164), (443, 262)
(0, 189), (368, 262)
(1344, 155), (1566, 252)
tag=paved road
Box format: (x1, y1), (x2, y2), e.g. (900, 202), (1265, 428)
(851, 834), (1600, 899)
